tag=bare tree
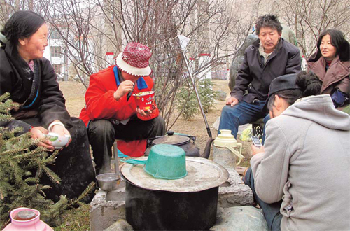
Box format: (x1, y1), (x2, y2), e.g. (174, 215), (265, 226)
(91, 0), (251, 129)
(44, 0), (111, 87)
(0, 0), (277, 129)
(259, 0), (350, 57)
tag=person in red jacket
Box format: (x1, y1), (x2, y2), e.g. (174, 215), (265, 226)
(80, 42), (165, 174)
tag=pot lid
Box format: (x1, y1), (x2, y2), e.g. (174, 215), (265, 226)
(120, 157), (228, 192)
(152, 135), (190, 146)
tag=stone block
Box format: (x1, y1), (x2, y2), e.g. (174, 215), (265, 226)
(219, 169), (254, 207)
(212, 206), (268, 231)
(106, 180), (126, 201)
(104, 219), (133, 231)
(90, 190), (126, 231)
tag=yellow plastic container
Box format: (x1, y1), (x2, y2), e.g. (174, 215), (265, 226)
(213, 129), (243, 169)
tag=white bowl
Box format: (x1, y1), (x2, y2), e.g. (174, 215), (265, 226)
(46, 132), (71, 149)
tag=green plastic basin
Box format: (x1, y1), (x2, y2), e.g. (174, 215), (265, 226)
(144, 144), (187, 180)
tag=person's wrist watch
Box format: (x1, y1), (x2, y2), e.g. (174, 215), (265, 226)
(48, 121), (65, 132)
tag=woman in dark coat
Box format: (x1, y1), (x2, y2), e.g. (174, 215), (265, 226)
(0, 10), (95, 202)
(308, 29), (350, 108)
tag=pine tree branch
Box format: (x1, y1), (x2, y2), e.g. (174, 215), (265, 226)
(0, 114), (13, 122)
(43, 150), (59, 165)
(42, 166), (61, 184)
(0, 93), (69, 226)
(73, 181), (95, 204)
(1, 148), (29, 156)
(0, 92), (10, 101)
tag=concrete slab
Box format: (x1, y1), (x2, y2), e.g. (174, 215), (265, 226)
(219, 169), (254, 207)
(103, 205), (268, 231)
(90, 190), (126, 231)
(104, 219), (133, 231)
(212, 206), (268, 231)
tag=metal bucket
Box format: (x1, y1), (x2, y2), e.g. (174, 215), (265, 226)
(125, 180), (218, 230)
(120, 157), (229, 231)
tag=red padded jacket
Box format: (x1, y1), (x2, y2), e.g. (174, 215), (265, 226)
(80, 65), (159, 157)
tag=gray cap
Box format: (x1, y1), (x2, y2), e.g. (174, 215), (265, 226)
(268, 73), (299, 98)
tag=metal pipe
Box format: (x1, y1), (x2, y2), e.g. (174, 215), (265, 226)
(181, 49), (212, 140)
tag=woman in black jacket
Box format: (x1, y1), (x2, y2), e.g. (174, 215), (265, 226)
(0, 10), (95, 202)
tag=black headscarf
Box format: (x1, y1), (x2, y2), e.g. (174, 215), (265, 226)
(0, 10), (45, 106)
(1, 10), (45, 46)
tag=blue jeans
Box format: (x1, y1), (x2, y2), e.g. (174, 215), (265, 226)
(244, 168), (282, 231)
(218, 100), (269, 140)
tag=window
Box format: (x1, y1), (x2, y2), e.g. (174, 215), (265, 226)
(50, 46), (62, 57)
(52, 64), (62, 74)
(50, 29), (61, 39)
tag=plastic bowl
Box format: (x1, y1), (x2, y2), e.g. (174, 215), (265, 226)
(96, 173), (119, 191)
(144, 144), (187, 180)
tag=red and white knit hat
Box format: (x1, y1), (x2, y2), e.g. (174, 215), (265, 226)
(116, 42), (152, 76)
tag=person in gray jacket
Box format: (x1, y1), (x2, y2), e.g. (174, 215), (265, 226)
(219, 15), (301, 139)
(247, 71), (350, 230)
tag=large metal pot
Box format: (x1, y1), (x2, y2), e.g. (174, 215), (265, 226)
(120, 157), (228, 230)
(147, 133), (200, 157)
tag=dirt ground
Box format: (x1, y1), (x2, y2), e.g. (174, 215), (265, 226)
(59, 79), (252, 164)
